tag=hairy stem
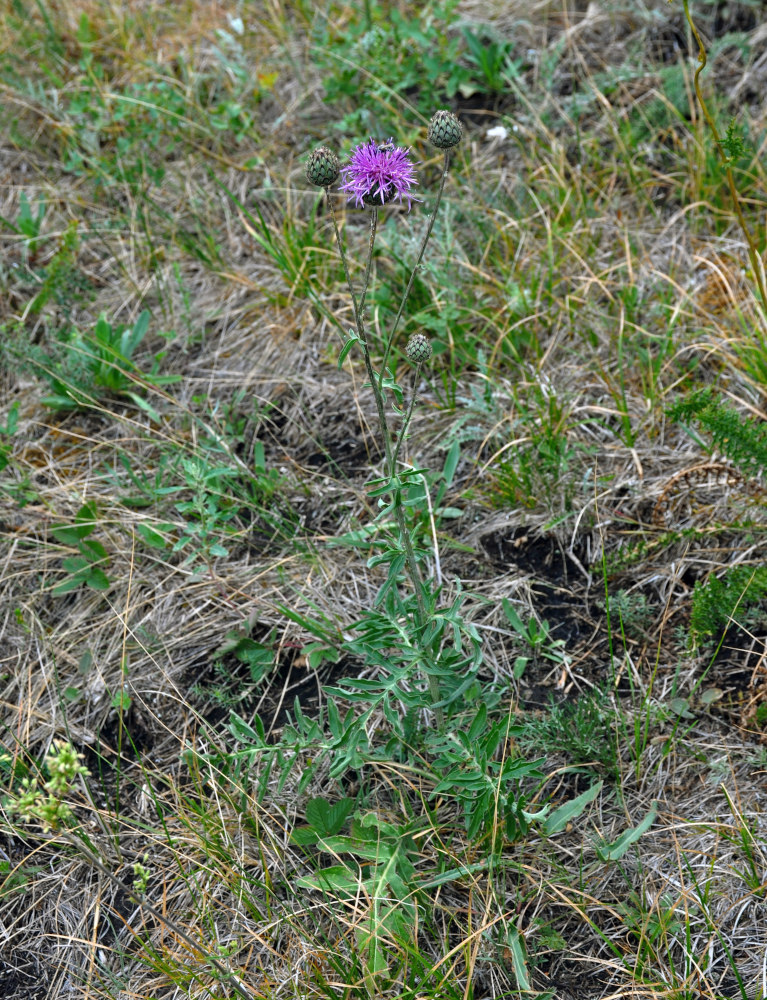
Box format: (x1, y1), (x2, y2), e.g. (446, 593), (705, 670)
(359, 208), (377, 317)
(326, 196), (392, 471)
(391, 365), (444, 717)
(326, 192), (363, 344)
(391, 362), (422, 471)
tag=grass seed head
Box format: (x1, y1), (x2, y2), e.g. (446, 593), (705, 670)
(428, 109), (463, 148)
(305, 146), (340, 187)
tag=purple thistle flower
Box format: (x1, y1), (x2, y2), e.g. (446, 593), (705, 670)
(339, 138), (420, 211)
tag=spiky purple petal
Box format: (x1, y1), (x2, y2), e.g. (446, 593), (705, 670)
(339, 139), (420, 211)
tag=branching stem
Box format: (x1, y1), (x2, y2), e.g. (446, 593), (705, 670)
(379, 149), (451, 390)
(327, 191), (445, 725)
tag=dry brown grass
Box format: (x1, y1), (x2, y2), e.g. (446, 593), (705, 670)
(1, 1), (766, 998)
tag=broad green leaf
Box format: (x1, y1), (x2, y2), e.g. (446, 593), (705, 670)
(319, 836), (393, 863)
(136, 523), (169, 549)
(436, 506), (463, 518)
(86, 568), (110, 591)
(75, 501), (99, 536)
(544, 780), (603, 835)
(296, 866), (360, 894)
(290, 825), (318, 846)
(81, 538), (107, 560)
(62, 556), (88, 573)
(667, 697), (694, 720)
(50, 525), (83, 546)
(305, 796), (355, 837)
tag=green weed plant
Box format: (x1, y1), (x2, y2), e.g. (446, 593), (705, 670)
(29, 310), (179, 411)
(669, 388), (767, 643)
(6, 4), (762, 995)
(188, 114), (609, 990)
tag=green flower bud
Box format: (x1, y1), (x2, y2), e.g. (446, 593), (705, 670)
(406, 333), (432, 364)
(428, 110), (463, 149)
(305, 146), (340, 187)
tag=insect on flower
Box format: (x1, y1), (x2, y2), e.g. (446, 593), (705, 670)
(339, 138), (420, 210)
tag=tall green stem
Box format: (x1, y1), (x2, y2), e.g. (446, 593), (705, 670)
(326, 190), (443, 724)
(378, 149), (451, 390)
(326, 198), (391, 470)
(391, 363), (422, 471)
(359, 209), (377, 317)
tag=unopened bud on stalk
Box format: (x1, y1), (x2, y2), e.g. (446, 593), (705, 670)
(305, 146), (340, 187)
(406, 333), (432, 364)
(428, 110), (463, 149)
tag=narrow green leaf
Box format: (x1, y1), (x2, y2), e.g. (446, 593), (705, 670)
(596, 802), (658, 862)
(506, 925), (531, 991)
(468, 703), (488, 742)
(337, 333), (361, 369)
(419, 861), (489, 889)
(443, 440), (460, 485)
(502, 598), (526, 634)
(228, 712), (262, 743)
(125, 392), (162, 423)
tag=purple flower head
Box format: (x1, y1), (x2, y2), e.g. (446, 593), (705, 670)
(339, 138), (420, 211)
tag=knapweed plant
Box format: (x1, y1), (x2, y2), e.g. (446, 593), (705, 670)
(305, 112), (466, 731)
(204, 113), (517, 798)
(207, 116), (596, 935)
